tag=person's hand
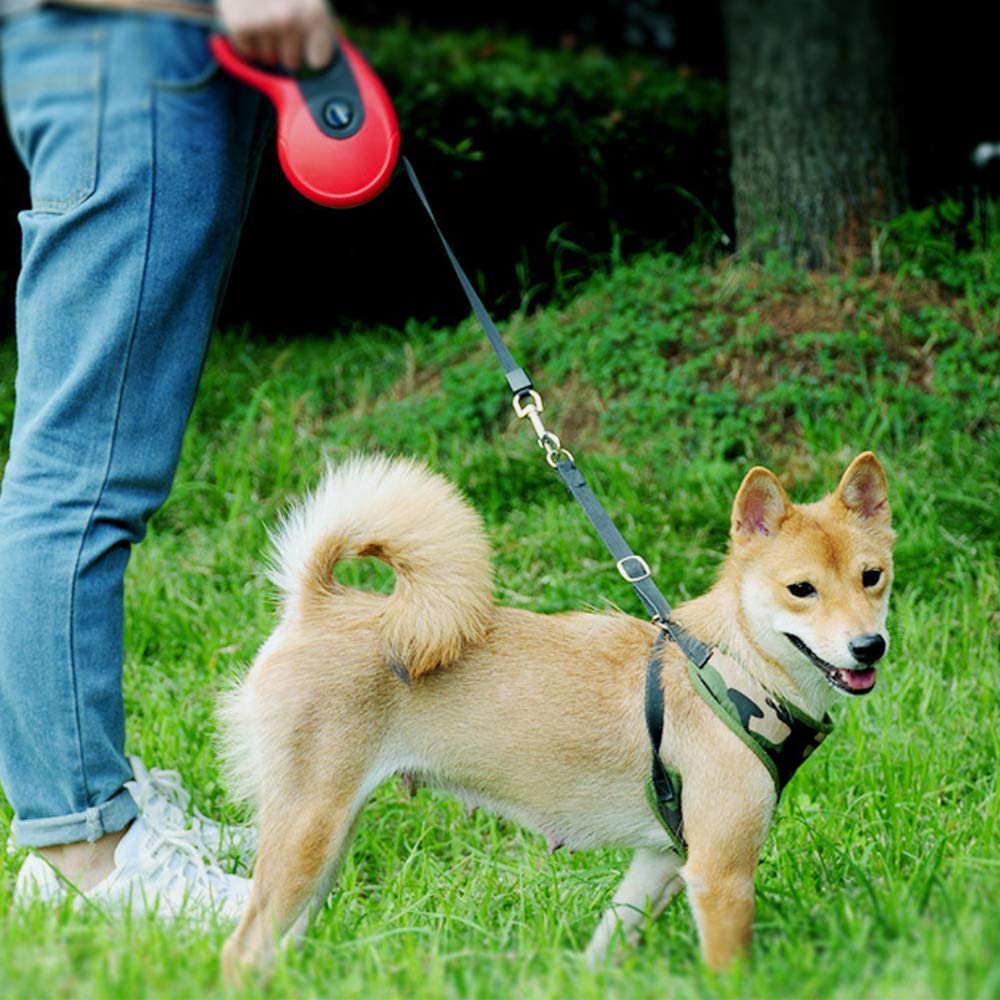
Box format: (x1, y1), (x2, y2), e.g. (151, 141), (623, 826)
(216, 0), (337, 71)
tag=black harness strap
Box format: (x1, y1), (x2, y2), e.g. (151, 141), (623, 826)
(644, 632), (686, 853)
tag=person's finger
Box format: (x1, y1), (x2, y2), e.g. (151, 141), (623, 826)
(303, 24), (336, 70)
(252, 31), (281, 66)
(278, 31), (304, 71)
(228, 28), (257, 59)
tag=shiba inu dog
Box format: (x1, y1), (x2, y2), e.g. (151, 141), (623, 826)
(219, 451), (894, 977)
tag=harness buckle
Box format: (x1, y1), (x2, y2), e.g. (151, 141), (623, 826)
(617, 554), (651, 583)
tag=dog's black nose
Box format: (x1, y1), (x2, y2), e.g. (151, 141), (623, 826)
(849, 633), (886, 665)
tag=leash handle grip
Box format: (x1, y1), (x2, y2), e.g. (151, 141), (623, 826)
(209, 35), (292, 102)
(210, 35), (400, 208)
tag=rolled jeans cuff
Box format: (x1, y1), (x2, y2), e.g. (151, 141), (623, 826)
(11, 786), (138, 849)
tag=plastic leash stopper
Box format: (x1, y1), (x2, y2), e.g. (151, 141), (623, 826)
(209, 34), (400, 208)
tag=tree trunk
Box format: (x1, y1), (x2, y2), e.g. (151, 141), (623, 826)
(723, 0), (907, 268)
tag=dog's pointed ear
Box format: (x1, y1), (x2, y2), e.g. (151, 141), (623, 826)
(835, 452), (890, 522)
(732, 467), (793, 539)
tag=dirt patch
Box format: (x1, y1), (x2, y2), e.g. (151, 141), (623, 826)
(677, 269), (964, 400)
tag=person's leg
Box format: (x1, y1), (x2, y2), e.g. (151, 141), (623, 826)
(0, 8), (267, 860)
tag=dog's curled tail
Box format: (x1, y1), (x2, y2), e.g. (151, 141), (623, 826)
(269, 454), (494, 679)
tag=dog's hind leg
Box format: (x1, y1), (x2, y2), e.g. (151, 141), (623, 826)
(584, 848), (684, 967)
(221, 778), (368, 981)
(284, 809), (367, 946)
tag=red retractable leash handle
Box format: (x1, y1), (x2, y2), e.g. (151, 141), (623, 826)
(210, 35), (400, 208)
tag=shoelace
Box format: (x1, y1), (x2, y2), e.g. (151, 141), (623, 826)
(127, 757), (256, 857)
(132, 793), (245, 907)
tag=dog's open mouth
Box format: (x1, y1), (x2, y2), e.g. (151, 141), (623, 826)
(783, 634), (877, 696)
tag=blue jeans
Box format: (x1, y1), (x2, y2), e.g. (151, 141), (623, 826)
(0, 8), (267, 847)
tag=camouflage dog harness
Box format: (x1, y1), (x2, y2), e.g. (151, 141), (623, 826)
(644, 630), (834, 856)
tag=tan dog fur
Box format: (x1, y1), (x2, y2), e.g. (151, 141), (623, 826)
(219, 451), (895, 977)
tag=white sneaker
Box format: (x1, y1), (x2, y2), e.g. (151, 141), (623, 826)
(15, 814), (251, 923)
(14, 757), (255, 923)
(125, 756), (257, 867)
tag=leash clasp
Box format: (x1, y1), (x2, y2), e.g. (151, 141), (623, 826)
(513, 389), (574, 468)
(512, 388), (543, 420)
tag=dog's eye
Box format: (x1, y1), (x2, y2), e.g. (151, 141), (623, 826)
(787, 581), (816, 598)
(862, 568), (883, 588)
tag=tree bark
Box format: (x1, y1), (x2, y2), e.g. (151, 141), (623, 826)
(723, 0), (907, 268)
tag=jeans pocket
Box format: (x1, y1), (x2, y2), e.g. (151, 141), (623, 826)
(148, 17), (219, 92)
(1, 27), (104, 214)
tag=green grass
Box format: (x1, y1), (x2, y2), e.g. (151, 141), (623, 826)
(0, 231), (997, 997)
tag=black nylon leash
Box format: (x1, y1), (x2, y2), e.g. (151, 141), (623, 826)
(402, 158), (531, 398)
(403, 155), (711, 672)
(405, 155), (704, 851)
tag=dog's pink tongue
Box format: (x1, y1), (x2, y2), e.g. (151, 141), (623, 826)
(841, 667), (877, 692)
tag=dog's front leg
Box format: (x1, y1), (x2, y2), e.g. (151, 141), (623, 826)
(584, 847), (684, 967)
(682, 859), (756, 970)
(680, 777), (772, 971)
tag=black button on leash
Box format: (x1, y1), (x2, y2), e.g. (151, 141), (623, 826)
(323, 100), (354, 130)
